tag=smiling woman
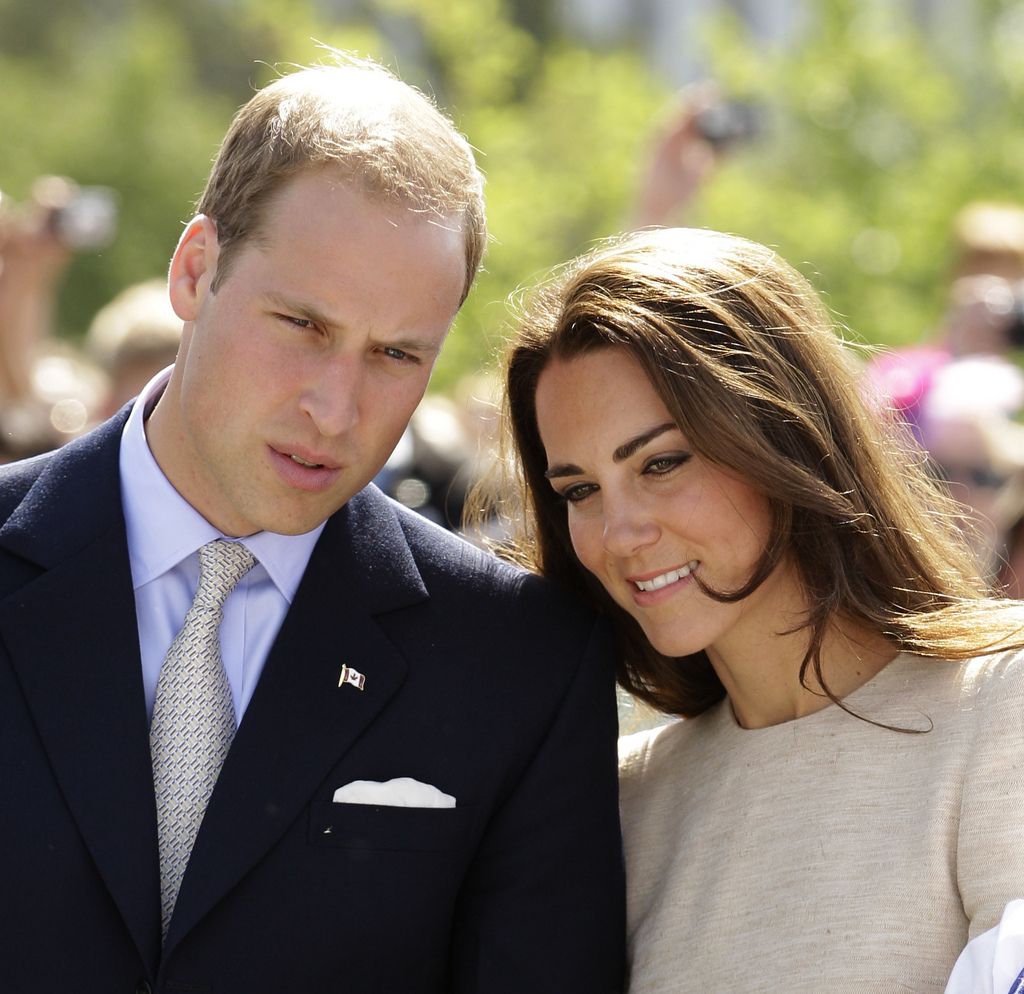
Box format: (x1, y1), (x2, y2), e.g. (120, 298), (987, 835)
(484, 226), (1024, 992)
(535, 348), (783, 674)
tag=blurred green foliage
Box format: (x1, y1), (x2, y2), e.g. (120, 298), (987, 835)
(1, 0), (1023, 389)
(694, 0), (1024, 348)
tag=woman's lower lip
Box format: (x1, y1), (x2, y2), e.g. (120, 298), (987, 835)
(630, 571), (695, 606)
(268, 447), (342, 493)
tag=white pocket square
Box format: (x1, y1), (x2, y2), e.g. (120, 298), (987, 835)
(332, 777), (456, 809)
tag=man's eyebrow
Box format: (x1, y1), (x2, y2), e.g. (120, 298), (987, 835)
(544, 422), (679, 479)
(264, 292), (335, 328)
(264, 292), (442, 355)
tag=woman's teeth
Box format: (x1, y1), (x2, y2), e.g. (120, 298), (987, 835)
(290, 454), (322, 468)
(634, 561), (698, 592)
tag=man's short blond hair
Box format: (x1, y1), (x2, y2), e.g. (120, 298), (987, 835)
(85, 278), (181, 374)
(952, 201), (1024, 280)
(197, 54), (486, 303)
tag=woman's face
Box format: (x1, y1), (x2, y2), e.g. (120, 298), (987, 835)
(534, 347), (789, 662)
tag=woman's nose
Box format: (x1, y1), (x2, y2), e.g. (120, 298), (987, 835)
(601, 494), (659, 557)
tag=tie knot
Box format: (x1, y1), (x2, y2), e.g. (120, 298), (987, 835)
(194, 540), (258, 610)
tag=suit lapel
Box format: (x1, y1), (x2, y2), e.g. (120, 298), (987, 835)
(166, 488), (426, 950)
(0, 412), (162, 973)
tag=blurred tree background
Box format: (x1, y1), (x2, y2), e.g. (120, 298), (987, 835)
(1, 0), (1022, 390)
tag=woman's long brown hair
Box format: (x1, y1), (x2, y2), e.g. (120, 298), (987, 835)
(477, 228), (1024, 717)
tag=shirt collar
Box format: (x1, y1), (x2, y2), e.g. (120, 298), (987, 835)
(119, 366), (325, 600)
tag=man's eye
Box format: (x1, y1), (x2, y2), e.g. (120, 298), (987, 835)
(279, 314), (315, 330)
(382, 346), (419, 364)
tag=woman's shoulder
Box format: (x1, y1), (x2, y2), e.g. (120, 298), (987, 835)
(618, 705), (723, 784)
(617, 720), (684, 815)
(618, 720), (675, 776)
(879, 644), (1024, 748)
(831, 645), (1024, 739)
(955, 643), (1024, 708)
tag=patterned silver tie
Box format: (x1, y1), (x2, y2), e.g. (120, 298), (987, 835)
(150, 539), (257, 938)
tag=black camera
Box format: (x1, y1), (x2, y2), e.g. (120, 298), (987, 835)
(1006, 286), (1024, 349)
(693, 100), (763, 148)
(48, 186), (119, 251)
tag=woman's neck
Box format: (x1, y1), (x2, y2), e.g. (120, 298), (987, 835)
(708, 610), (898, 730)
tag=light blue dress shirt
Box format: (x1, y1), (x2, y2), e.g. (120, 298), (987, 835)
(119, 368), (325, 723)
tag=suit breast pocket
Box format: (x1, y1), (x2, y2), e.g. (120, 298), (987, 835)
(307, 799), (473, 853)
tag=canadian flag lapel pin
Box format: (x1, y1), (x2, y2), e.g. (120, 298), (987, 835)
(338, 665), (366, 691)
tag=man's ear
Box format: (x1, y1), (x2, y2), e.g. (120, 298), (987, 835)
(168, 215), (220, 322)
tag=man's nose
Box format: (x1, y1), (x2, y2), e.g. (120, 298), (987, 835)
(299, 354), (362, 437)
(601, 492), (659, 558)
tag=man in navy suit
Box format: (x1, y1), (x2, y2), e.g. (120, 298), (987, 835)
(0, 56), (624, 992)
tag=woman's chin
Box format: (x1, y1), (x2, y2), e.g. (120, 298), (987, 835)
(640, 625), (706, 660)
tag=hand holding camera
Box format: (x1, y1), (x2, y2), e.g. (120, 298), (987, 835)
(0, 176), (118, 278)
(0, 176), (118, 434)
(632, 83), (764, 228)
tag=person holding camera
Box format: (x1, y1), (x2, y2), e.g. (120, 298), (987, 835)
(0, 176), (115, 458)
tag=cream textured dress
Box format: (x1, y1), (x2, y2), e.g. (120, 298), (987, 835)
(618, 650), (1024, 993)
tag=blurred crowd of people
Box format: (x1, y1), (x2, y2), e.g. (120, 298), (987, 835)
(864, 200), (1024, 596)
(7, 105), (1024, 603)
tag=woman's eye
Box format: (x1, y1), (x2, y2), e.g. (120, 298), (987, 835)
(279, 314), (315, 330)
(644, 454), (689, 475)
(561, 482), (597, 504)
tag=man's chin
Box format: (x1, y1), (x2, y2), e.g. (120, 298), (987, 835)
(258, 487), (366, 536)
(209, 502), (335, 539)
(254, 506), (344, 537)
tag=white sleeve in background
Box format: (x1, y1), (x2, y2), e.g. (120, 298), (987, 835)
(945, 900), (1024, 994)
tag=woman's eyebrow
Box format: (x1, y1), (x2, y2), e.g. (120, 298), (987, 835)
(544, 422), (678, 479)
(613, 422), (677, 461)
(545, 462), (583, 480)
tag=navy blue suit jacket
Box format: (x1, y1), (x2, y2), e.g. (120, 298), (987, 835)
(0, 410), (625, 993)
